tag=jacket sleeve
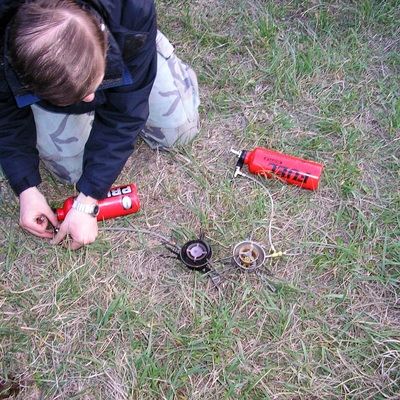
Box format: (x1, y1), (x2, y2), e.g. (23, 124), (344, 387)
(0, 88), (42, 195)
(76, 0), (158, 200)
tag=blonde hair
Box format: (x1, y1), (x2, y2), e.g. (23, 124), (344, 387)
(10, 0), (108, 106)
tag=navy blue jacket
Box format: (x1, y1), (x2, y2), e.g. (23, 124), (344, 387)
(0, 0), (157, 199)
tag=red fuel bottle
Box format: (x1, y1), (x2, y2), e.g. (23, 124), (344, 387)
(231, 147), (323, 190)
(55, 183), (140, 221)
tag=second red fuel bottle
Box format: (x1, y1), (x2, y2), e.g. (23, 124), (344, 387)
(231, 147), (323, 190)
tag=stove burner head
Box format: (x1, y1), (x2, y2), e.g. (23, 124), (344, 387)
(232, 240), (265, 270)
(180, 239), (213, 271)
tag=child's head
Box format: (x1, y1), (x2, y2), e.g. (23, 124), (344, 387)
(9, 0), (108, 106)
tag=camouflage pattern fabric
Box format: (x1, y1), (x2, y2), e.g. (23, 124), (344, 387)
(32, 105), (95, 184)
(31, 31), (200, 185)
(141, 31), (200, 149)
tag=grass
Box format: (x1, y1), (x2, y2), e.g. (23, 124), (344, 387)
(1, 0), (399, 399)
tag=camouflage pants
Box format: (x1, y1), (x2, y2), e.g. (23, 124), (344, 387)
(32, 31), (200, 185)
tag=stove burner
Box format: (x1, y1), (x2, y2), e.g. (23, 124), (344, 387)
(232, 240), (265, 270)
(180, 239), (213, 271)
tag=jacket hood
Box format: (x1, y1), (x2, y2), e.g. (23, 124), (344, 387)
(0, 0), (24, 35)
(0, 0), (25, 15)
